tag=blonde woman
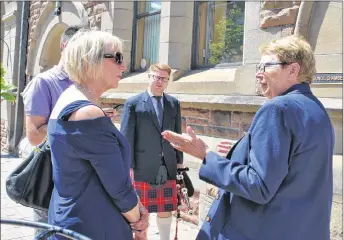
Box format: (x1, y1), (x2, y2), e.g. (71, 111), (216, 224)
(47, 30), (148, 239)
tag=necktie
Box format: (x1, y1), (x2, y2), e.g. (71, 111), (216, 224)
(154, 96), (163, 128)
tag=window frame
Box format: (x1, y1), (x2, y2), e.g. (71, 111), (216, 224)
(191, 1), (245, 70)
(130, 1), (161, 72)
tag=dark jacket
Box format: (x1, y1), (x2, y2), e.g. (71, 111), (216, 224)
(197, 83), (334, 240)
(120, 91), (183, 183)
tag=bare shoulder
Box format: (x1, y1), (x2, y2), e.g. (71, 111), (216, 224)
(69, 105), (105, 121)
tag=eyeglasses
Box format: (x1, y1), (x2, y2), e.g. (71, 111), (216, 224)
(256, 62), (289, 73)
(103, 52), (123, 65)
(148, 74), (170, 83)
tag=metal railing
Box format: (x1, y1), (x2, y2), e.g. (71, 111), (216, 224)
(1, 218), (92, 240)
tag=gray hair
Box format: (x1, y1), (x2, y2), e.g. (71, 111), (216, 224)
(62, 30), (123, 84)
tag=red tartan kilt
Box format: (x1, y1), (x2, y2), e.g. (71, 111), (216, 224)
(133, 180), (177, 213)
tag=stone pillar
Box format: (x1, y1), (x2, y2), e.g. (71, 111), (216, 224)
(106, 2), (133, 72)
(159, 1), (194, 72)
(238, 1), (301, 96)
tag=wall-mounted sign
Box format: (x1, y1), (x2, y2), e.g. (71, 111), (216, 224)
(313, 73), (343, 84)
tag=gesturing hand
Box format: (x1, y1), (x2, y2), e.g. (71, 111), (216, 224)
(162, 126), (209, 160)
(217, 140), (233, 156)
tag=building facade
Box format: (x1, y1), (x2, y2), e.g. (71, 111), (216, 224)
(1, 1), (342, 235)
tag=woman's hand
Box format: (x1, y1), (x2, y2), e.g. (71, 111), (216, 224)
(162, 126), (209, 160)
(131, 202), (149, 233)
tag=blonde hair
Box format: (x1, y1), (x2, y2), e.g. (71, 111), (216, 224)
(149, 63), (172, 75)
(62, 30), (123, 84)
(259, 35), (316, 84)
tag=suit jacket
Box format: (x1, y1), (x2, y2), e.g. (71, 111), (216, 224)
(120, 91), (183, 183)
(197, 83), (334, 240)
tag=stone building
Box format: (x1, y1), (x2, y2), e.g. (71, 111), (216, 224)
(1, 1), (342, 236)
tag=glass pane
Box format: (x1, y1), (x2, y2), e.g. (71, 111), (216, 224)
(138, 1), (162, 14)
(135, 14), (161, 69)
(196, 1), (245, 66)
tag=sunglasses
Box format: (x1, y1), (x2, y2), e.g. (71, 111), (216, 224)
(103, 52), (124, 65)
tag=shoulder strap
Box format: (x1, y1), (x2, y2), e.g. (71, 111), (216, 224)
(57, 100), (105, 121)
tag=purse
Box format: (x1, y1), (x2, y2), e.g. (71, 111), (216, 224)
(6, 140), (53, 211)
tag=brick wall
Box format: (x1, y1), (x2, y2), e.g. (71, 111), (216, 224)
(103, 102), (255, 140)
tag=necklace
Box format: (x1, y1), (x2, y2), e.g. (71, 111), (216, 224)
(74, 83), (99, 104)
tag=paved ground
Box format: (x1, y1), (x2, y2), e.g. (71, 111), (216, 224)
(1, 152), (342, 240)
(0, 152), (199, 240)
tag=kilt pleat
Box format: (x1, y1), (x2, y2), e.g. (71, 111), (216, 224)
(133, 180), (177, 213)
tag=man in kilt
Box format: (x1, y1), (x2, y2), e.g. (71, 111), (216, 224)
(121, 63), (183, 240)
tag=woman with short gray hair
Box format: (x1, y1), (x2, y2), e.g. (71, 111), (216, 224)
(47, 30), (148, 239)
(162, 35), (334, 240)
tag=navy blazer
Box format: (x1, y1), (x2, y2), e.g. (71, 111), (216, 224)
(120, 91), (183, 182)
(197, 83), (334, 240)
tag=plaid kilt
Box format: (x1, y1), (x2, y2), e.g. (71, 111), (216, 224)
(133, 180), (177, 213)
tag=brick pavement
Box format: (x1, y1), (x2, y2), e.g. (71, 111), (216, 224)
(1, 152), (199, 240)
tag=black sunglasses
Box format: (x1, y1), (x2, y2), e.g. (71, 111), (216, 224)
(256, 62), (289, 73)
(103, 52), (123, 65)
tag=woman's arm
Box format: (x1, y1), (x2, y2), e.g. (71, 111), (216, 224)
(122, 199), (140, 223)
(69, 105), (140, 223)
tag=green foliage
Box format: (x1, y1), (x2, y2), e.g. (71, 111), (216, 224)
(209, 3), (244, 65)
(1, 62), (16, 103)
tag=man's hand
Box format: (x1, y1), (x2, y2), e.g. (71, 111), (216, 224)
(102, 108), (117, 120)
(177, 163), (185, 169)
(130, 168), (134, 181)
(217, 140), (233, 156)
(131, 202), (149, 239)
(162, 126), (209, 160)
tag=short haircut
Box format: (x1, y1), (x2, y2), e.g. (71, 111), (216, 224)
(259, 35), (316, 84)
(149, 63), (172, 76)
(60, 25), (88, 51)
(62, 30), (123, 84)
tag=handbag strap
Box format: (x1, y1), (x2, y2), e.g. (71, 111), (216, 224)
(57, 100), (105, 121)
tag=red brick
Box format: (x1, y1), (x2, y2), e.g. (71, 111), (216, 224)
(231, 122), (240, 129)
(181, 117), (186, 132)
(231, 111), (242, 123)
(209, 110), (231, 127)
(186, 117), (209, 126)
(206, 126), (239, 139)
(242, 113), (255, 124)
(187, 124), (205, 135)
(182, 108), (209, 119)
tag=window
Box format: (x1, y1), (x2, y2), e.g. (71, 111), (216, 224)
(132, 1), (161, 71)
(193, 1), (245, 68)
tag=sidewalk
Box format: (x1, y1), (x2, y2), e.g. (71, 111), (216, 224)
(0, 152), (199, 240)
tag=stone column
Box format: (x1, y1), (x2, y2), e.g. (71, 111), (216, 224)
(159, 1), (194, 73)
(106, 2), (134, 72)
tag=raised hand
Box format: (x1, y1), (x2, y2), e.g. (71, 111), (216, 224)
(162, 126), (209, 160)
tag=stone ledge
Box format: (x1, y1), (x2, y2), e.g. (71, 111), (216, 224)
(101, 92), (343, 113)
(1, 10), (17, 22)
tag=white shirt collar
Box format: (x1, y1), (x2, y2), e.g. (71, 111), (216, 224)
(147, 88), (164, 98)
